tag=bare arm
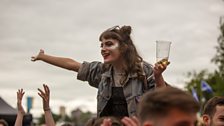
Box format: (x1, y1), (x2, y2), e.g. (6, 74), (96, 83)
(153, 59), (170, 88)
(38, 84), (55, 126)
(14, 89), (25, 126)
(31, 49), (81, 72)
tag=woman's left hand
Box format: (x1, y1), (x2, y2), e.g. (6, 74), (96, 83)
(153, 59), (170, 77)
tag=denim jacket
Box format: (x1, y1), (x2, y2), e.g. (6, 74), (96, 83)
(77, 61), (155, 117)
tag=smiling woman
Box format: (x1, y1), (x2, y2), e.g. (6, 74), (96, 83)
(31, 25), (170, 118)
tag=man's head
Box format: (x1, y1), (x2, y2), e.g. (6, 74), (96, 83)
(0, 119), (8, 126)
(202, 96), (224, 126)
(137, 87), (200, 126)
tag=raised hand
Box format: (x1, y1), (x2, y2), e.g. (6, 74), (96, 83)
(37, 84), (56, 126)
(38, 84), (50, 111)
(17, 89), (25, 115)
(31, 49), (45, 61)
(121, 116), (140, 126)
(15, 89), (26, 126)
(101, 118), (112, 126)
(153, 58), (170, 77)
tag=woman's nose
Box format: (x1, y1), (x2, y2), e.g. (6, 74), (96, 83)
(101, 45), (107, 51)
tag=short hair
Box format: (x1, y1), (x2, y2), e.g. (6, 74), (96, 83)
(88, 116), (122, 126)
(203, 96), (224, 117)
(0, 119), (8, 126)
(137, 87), (200, 122)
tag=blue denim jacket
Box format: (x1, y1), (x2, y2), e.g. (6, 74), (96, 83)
(77, 61), (155, 117)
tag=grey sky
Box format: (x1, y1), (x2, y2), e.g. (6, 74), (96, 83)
(0, 0), (224, 117)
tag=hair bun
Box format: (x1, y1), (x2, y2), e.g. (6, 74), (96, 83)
(120, 25), (132, 35)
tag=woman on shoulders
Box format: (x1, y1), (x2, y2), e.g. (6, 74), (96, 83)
(31, 25), (169, 118)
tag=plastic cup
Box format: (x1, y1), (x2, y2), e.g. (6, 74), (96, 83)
(156, 40), (171, 63)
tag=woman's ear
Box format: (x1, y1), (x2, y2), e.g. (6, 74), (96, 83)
(202, 114), (211, 125)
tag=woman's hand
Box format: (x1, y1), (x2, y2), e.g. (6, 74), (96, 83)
(153, 59), (170, 77)
(153, 59), (170, 87)
(38, 84), (50, 111)
(31, 49), (45, 61)
(17, 89), (25, 115)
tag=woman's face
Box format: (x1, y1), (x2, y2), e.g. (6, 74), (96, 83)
(100, 38), (122, 64)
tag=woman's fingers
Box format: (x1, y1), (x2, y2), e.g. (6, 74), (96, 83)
(31, 49), (44, 61)
(31, 56), (36, 61)
(154, 59), (171, 75)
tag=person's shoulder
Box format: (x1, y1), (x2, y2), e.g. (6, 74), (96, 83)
(142, 61), (153, 76)
(142, 61), (153, 69)
(83, 61), (103, 65)
(90, 61), (103, 64)
(81, 61), (104, 71)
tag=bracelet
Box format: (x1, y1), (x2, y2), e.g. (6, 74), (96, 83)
(19, 111), (26, 115)
(44, 108), (51, 111)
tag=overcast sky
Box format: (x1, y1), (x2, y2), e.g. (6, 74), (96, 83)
(0, 0), (224, 118)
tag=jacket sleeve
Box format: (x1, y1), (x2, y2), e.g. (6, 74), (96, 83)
(77, 61), (103, 88)
(143, 61), (155, 91)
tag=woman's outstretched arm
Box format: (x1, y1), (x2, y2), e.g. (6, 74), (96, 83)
(31, 49), (81, 72)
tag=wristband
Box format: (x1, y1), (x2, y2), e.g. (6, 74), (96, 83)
(44, 108), (51, 111)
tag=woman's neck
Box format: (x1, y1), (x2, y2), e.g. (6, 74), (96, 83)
(112, 62), (126, 75)
(111, 56), (126, 73)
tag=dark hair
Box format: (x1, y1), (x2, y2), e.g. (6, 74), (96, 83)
(99, 25), (144, 84)
(86, 116), (122, 126)
(0, 119), (8, 126)
(61, 122), (73, 126)
(203, 96), (224, 117)
(137, 87), (200, 123)
(85, 117), (97, 126)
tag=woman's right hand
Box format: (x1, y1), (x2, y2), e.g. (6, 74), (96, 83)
(31, 49), (45, 61)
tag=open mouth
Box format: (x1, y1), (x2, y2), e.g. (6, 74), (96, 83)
(102, 52), (110, 59)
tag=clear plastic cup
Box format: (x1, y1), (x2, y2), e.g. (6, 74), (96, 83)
(156, 40), (171, 64)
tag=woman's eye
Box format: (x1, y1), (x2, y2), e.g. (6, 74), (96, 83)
(105, 42), (113, 47)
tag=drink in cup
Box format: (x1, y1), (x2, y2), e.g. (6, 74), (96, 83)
(156, 40), (171, 65)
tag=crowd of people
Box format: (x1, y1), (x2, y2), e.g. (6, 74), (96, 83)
(1, 25), (223, 126)
(3, 85), (223, 126)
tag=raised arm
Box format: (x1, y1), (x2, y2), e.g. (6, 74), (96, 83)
(38, 84), (55, 126)
(153, 59), (170, 88)
(31, 49), (81, 72)
(14, 89), (25, 126)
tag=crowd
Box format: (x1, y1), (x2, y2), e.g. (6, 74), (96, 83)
(1, 85), (223, 126)
(0, 25), (223, 126)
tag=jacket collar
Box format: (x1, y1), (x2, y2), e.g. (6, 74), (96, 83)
(102, 65), (138, 78)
